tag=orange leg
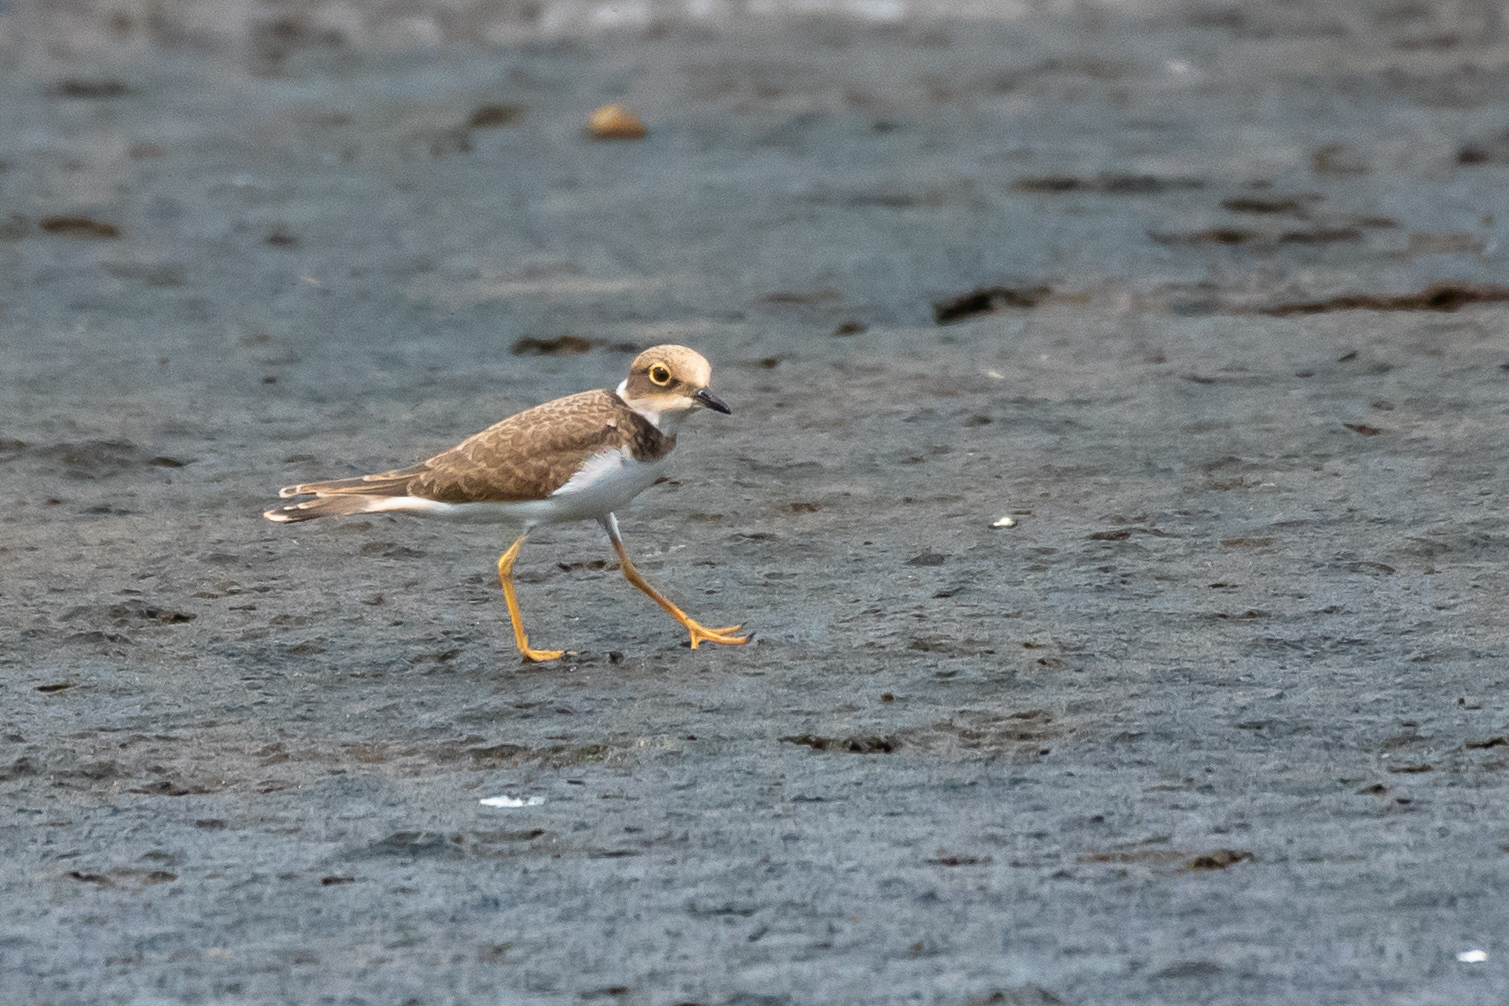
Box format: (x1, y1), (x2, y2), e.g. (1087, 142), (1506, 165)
(603, 514), (749, 650)
(497, 534), (563, 663)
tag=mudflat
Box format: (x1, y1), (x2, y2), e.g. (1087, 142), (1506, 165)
(3, 3), (1508, 1003)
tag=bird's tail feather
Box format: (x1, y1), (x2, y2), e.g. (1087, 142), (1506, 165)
(265, 463), (436, 523)
(277, 463), (429, 499)
(263, 494), (383, 523)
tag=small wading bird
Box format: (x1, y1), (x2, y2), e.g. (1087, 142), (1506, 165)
(264, 345), (750, 662)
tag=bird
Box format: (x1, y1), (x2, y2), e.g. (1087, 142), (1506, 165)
(263, 345), (750, 662)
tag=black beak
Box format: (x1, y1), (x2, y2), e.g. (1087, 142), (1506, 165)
(693, 388), (732, 415)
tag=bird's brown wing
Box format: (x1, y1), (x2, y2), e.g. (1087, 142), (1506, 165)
(275, 390), (673, 506)
(407, 390), (643, 503)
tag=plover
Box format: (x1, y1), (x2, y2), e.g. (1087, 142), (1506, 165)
(264, 345), (749, 662)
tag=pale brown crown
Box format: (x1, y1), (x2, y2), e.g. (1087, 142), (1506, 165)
(621, 345), (713, 403)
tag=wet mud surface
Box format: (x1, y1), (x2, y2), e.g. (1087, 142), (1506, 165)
(3, 2), (1509, 1004)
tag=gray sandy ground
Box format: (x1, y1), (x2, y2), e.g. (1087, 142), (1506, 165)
(2, 2), (1508, 1003)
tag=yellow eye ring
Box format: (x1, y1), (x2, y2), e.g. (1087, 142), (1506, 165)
(649, 365), (672, 386)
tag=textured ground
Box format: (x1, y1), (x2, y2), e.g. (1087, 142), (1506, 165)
(3, 2), (1509, 1004)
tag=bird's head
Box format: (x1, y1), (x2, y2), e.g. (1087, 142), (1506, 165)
(617, 345), (730, 431)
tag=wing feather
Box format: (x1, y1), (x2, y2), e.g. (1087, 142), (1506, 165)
(268, 389), (674, 517)
(409, 391), (632, 503)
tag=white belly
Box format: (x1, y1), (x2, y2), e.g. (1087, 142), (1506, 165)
(546, 447), (667, 521)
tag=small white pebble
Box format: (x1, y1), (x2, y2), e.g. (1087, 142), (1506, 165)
(479, 795), (545, 808)
(1458, 949), (1488, 963)
(991, 515), (1017, 528)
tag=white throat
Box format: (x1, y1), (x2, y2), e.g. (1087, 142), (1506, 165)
(616, 378), (691, 434)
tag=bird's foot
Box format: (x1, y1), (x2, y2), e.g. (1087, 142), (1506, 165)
(519, 645), (565, 663)
(684, 620), (750, 649)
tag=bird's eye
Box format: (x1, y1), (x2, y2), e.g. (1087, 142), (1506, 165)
(649, 365), (672, 386)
